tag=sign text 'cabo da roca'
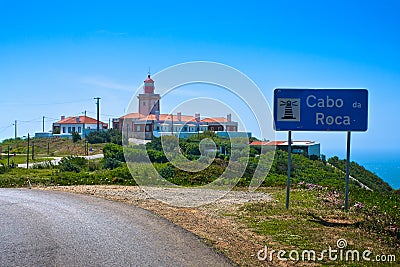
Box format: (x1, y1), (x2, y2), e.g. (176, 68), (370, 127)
(274, 89), (368, 131)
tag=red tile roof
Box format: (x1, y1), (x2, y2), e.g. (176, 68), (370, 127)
(121, 113), (198, 122)
(120, 113), (143, 119)
(250, 141), (269, 146)
(265, 141), (286, 146)
(250, 141), (287, 146)
(56, 116), (107, 126)
(121, 113), (234, 124)
(201, 117), (228, 123)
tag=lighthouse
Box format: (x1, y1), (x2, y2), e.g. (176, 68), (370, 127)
(138, 74), (160, 116)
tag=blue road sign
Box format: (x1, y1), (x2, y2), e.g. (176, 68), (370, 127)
(274, 89), (368, 131)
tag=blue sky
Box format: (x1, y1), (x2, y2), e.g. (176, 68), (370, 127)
(0, 0), (399, 162)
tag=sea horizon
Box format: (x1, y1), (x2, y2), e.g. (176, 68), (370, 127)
(324, 149), (400, 190)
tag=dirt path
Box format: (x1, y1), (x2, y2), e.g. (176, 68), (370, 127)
(38, 185), (281, 266)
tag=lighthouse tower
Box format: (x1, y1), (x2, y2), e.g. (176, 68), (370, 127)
(138, 74), (160, 116)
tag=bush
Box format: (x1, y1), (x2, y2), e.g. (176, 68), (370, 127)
(184, 143), (200, 156)
(109, 129), (122, 145)
(86, 131), (109, 144)
(0, 163), (10, 174)
(71, 131), (81, 143)
(86, 129), (122, 145)
(124, 147), (148, 162)
(159, 165), (175, 179)
(89, 160), (102, 171)
(58, 156), (88, 173)
(103, 143), (124, 162)
(147, 149), (167, 163)
(103, 157), (122, 170)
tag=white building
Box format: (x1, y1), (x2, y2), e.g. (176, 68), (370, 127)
(52, 115), (108, 137)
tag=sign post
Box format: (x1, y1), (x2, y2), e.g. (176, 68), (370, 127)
(345, 131), (351, 211)
(286, 131), (292, 209)
(274, 89), (368, 210)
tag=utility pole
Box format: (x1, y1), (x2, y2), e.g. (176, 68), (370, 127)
(14, 120), (17, 139)
(32, 142), (34, 160)
(42, 116), (45, 132)
(94, 97), (101, 131)
(7, 146), (10, 167)
(26, 133), (30, 169)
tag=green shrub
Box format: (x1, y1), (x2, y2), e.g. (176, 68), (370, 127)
(86, 129), (122, 145)
(103, 157), (122, 170)
(58, 156), (88, 173)
(263, 173), (287, 187)
(159, 165), (175, 179)
(86, 131), (109, 144)
(124, 147), (148, 162)
(71, 131), (81, 143)
(147, 149), (167, 163)
(88, 160), (102, 171)
(103, 143), (125, 162)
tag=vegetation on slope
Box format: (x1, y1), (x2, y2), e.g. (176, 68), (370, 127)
(1, 134), (398, 249)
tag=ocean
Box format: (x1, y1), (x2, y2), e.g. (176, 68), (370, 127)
(329, 150), (400, 190)
(357, 158), (400, 190)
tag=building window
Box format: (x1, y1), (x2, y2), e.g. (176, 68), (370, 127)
(146, 125), (150, 132)
(72, 127), (76, 132)
(62, 127), (66, 133)
(293, 149), (304, 154)
(137, 125), (140, 131)
(68, 127), (71, 133)
(78, 127), (81, 133)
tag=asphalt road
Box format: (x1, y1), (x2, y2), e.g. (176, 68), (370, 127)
(0, 189), (233, 267)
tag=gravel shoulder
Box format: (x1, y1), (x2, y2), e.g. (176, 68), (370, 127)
(38, 185), (274, 266)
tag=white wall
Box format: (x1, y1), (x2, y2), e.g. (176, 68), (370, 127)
(60, 123), (105, 134)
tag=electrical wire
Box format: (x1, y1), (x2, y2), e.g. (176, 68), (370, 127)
(0, 124), (13, 134)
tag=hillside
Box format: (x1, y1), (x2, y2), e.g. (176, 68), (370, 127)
(1, 135), (399, 261)
(1, 134), (394, 194)
(328, 156), (393, 193)
(0, 137), (105, 157)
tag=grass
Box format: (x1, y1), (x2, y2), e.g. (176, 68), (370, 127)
(1, 138), (106, 157)
(0, 168), (56, 187)
(0, 164), (136, 188)
(0, 155), (52, 165)
(238, 187), (399, 266)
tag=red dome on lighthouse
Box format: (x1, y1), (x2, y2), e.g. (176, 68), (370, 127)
(144, 74), (154, 83)
(143, 74), (155, 94)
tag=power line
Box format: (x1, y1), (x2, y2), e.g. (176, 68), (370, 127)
(0, 124), (13, 134)
(85, 110), (121, 117)
(19, 117), (44, 124)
